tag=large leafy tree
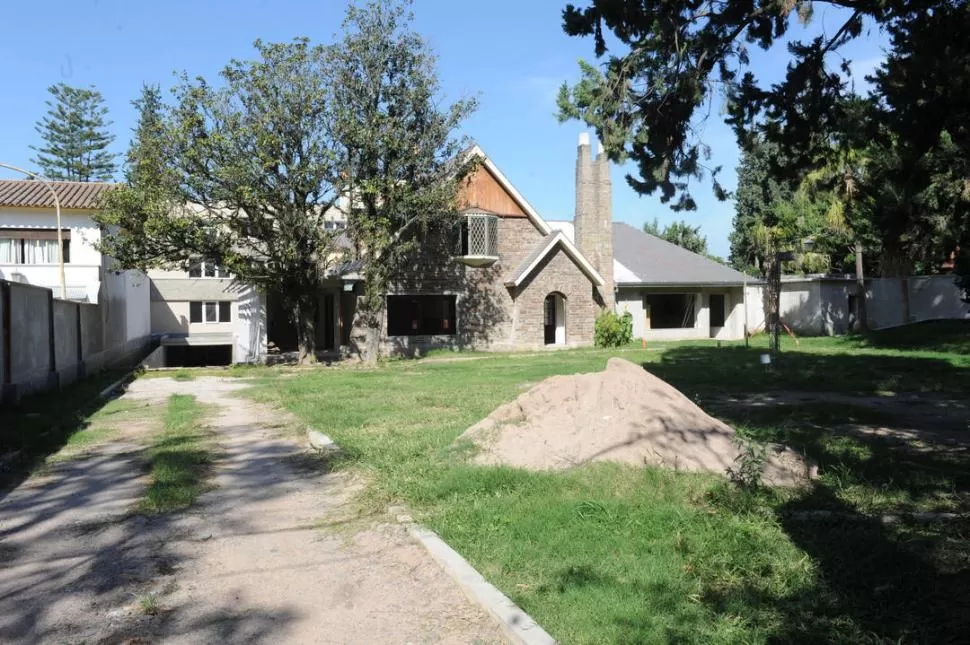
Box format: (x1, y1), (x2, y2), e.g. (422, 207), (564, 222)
(327, 0), (477, 362)
(32, 83), (117, 181)
(560, 1), (970, 281)
(98, 41), (348, 363)
(98, 0), (475, 364)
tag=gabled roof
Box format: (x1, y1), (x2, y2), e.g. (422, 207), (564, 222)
(464, 146), (552, 236)
(548, 220), (756, 286)
(0, 179), (116, 209)
(505, 230), (605, 288)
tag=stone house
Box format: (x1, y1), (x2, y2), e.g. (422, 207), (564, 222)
(154, 133), (755, 364)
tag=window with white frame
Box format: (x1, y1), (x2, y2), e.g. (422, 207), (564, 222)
(189, 301), (232, 323)
(460, 212), (499, 257)
(0, 229), (70, 264)
(324, 219), (347, 231)
(188, 262), (228, 278)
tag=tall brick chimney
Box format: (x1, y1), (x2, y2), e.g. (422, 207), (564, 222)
(574, 133), (615, 308)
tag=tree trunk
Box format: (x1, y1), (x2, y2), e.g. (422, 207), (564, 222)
(855, 241), (869, 333)
(292, 295), (318, 365)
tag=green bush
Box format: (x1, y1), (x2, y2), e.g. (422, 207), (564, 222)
(594, 310), (634, 347)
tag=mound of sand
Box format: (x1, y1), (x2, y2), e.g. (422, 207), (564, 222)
(462, 358), (814, 487)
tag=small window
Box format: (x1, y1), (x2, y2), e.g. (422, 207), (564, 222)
(189, 262), (227, 278)
(386, 295), (456, 336)
(189, 300), (231, 323)
(324, 220), (347, 231)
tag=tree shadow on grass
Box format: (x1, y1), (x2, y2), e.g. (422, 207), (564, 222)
(645, 344), (970, 398)
(751, 489), (968, 643)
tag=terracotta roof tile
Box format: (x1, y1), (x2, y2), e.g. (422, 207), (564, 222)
(0, 179), (116, 210)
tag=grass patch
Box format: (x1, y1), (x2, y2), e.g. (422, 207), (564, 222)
(241, 339), (970, 643)
(139, 394), (212, 514)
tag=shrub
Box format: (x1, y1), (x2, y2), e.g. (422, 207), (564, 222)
(594, 310), (633, 347)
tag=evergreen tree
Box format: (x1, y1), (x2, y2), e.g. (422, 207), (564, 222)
(31, 83), (117, 181)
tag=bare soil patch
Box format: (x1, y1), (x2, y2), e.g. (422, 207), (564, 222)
(463, 358), (814, 486)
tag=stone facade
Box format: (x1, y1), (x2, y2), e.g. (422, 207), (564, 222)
(509, 246), (598, 347)
(574, 136), (615, 309)
(344, 143), (611, 357)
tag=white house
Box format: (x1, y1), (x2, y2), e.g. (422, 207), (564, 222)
(0, 179), (151, 347)
(0, 180), (112, 302)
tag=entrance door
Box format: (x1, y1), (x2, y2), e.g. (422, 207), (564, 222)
(321, 293), (336, 351)
(544, 296), (556, 345)
(544, 293), (566, 345)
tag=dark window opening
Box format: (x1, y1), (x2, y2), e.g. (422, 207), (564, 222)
(190, 301), (202, 323)
(709, 294), (726, 328)
(387, 295), (457, 336)
(646, 294), (696, 329)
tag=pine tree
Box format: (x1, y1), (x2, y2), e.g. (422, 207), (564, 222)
(31, 83), (117, 182)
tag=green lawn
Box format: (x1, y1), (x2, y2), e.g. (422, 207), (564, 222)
(239, 332), (970, 643)
(139, 393), (214, 514)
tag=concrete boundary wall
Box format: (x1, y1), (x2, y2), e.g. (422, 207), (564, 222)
(745, 275), (968, 336)
(1, 279), (153, 406)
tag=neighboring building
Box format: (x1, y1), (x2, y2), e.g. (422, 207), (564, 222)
(0, 179), (112, 302)
(0, 179), (150, 347)
(147, 264), (264, 365)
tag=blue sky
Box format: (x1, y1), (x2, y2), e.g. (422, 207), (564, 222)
(0, 1), (887, 258)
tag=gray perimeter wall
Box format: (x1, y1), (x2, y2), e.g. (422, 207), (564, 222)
(1, 278), (153, 405)
(746, 275), (969, 336)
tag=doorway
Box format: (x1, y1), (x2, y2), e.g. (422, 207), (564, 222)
(544, 293), (566, 346)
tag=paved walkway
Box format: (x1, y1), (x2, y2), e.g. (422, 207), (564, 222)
(0, 377), (504, 644)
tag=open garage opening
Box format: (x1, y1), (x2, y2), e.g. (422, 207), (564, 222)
(164, 345), (233, 367)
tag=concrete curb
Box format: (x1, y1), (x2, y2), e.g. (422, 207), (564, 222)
(97, 368), (140, 401)
(408, 525), (557, 645)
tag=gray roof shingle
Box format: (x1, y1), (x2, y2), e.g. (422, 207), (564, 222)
(612, 221), (755, 285)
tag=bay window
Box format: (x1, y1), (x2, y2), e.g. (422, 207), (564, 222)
(458, 211), (498, 264)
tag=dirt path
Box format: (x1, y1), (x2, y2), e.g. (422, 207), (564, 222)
(0, 377), (504, 645)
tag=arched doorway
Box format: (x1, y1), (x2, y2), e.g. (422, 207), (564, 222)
(544, 293), (566, 346)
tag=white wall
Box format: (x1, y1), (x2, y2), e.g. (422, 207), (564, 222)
(746, 275), (968, 335)
(152, 286), (264, 363)
(0, 208), (103, 301)
(615, 287), (746, 341)
(234, 287), (266, 363)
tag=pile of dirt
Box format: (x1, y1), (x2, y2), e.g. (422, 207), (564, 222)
(461, 358), (814, 487)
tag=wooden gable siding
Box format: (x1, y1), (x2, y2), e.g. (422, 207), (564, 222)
(460, 166), (527, 217)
